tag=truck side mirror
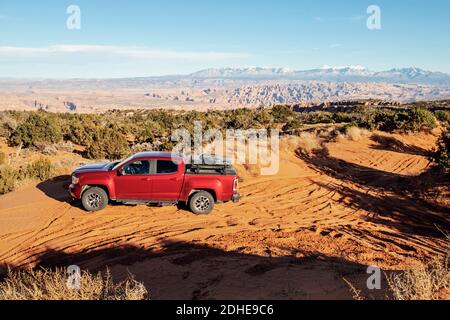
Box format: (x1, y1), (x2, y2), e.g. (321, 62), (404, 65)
(117, 168), (124, 176)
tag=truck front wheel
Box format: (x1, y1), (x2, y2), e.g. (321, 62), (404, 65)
(189, 191), (214, 215)
(81, 187), (108, 212)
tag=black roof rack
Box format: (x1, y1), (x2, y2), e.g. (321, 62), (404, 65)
(186, 155), (236, 176)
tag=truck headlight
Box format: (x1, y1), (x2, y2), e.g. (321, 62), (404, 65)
(72, 175), (79, 185)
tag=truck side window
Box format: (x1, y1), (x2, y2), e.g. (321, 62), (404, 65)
(156, 160), (178, 174)
(123, 160), (150, 175)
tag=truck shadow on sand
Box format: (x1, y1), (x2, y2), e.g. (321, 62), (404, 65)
(0, 240), (394, 300)
(36, 175), (86, 210)
(36, 175), (193, 213)
(36, 175), (72, 202)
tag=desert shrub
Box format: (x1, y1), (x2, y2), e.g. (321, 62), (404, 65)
(387, 257), (449, 300)
(0, 158), (54, 195)
(26, 157), (52, 181)
(0, 151), (5, 165)
(374, 110), (406, 132)
(0, 268), (148, 300)
(403, 107), (437, 132)
(432, 127), (450, 173)
(434, 110), (450, 124)
(271, 105), (296, 123)
(282, 118), (303, 135)
(159, 139), (175, 152)
(0, 113), (17, 138)
(9, 113), (62, 148)
(253, 107), (274, 129)
(352, 107), (377, 130)
(227, 108), (259, 129)
(85, 128), (130, 160)
(0, 165), (17, 194)
(358, 108), (437, 133)
(66, 121), (96, 146)
(294, 107), (436, 133)
(333, 112), (354, 123)
(299, 112), (334, 124)
(134, 125), (155, 144)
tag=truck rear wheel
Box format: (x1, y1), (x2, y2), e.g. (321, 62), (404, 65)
(189, 191), (214, 215)
(82, 187), (108, 212)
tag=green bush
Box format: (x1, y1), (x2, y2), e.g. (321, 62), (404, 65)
(0, 151), (5, 165)
(26, 157), (52, 181)
(333, 112), (354, 123)
(374, 110), (405, 132)
(299, 112), (334, 125)
(0, 165), (17, 194)
(0, 113), (17, 139)
(9, 113), (62, 147)
(271, 105), (296, 123)
(282, 118), (303, 135)
(85, 128), (130, 160)
(353, 107), (377, 130)
(134, 122), (157, 144)
(432, 127), (450, 173)
(434, 110), (450, 124)
(0, 158), (54, 195)
(403, 108), (437, 132)
(252, 107), (274, 129)
(227, 108), (258, 129)
(66, 121), (96, 146)
(0, 105), (442, 161)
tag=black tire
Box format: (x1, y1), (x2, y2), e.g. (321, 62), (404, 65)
(189, 191), (214, 215)
(81, 187), (108, 212)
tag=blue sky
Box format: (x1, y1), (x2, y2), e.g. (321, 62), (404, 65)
(0, 0), (449, 78)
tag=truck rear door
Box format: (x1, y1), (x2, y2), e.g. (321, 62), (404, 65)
(149, 159), (184, 201)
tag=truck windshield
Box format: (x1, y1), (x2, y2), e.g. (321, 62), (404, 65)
(111, 156), (134, 171)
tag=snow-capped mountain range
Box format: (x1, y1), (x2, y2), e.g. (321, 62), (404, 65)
(188, 66), (450, 85)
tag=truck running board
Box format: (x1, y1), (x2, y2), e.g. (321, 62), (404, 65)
(116, 200), (179, 206)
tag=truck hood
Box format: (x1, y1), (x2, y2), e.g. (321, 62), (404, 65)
(73, 162), (112, 174)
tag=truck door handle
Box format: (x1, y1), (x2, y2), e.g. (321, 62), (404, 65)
(142, 178), (152, 181)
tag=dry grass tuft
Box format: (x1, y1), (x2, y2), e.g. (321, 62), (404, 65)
(387, 257), (450, 300)
(345, 127), (370, 142)
(297, 132), (320, 155)
(342, 278), (364, 300)
(297, 132), (329, 157)
(0, 267), (148, 300)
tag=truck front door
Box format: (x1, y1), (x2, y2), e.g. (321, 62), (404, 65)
(114, 159), (153, 200)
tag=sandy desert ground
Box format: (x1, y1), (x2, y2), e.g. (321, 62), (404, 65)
(0, 131), (449, 299)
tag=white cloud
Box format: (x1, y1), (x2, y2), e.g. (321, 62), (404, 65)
(329, 43), (343, 48)
(0, 45), (250, 61)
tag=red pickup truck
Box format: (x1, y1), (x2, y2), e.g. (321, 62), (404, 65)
(69, 152), (240, 214)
